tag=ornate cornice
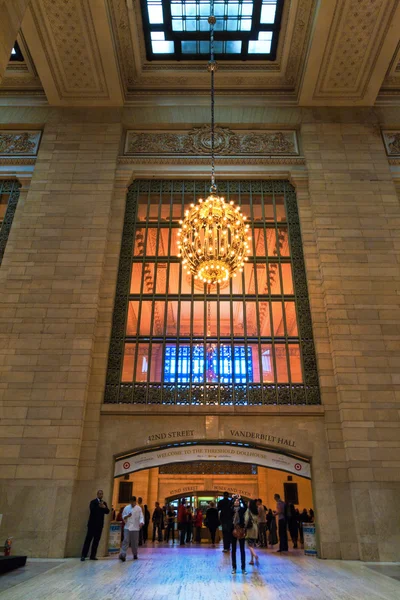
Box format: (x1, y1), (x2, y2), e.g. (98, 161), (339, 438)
(118, 156), (306, 166)
(0, 157), (37, 165)
(124, 127), (300, 157)
(0, 131), (42, 156)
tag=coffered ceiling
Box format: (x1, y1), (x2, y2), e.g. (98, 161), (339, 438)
(0, 0), (399, 106)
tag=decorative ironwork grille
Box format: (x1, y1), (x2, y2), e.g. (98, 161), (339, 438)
(0, 180), (21, 266)
(160, 461), (258, 475)
(104, 180), (320, 406)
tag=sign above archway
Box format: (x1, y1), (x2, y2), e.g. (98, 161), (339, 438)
(114, 443), (311, 479)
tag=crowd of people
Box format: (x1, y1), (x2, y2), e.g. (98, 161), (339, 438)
(80, 489), (315, 573)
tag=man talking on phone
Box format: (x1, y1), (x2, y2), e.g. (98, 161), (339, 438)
(81, 489), (110, 561)
(119, 496), (144, 562)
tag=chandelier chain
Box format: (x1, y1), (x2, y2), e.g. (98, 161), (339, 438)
(210, 0), (216, 193)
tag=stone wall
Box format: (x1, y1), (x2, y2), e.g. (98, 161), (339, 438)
(0, 107), (399, 561)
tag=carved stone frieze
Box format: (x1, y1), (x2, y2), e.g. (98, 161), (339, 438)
(0, 131), (42, 156)
(382, 131), (400, 156)
(124, 127), (299, 157)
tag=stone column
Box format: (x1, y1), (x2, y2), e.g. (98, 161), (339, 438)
(0, 0), (30, 83)
(302, 122), (400, 561)
(0, 114), (122, 557)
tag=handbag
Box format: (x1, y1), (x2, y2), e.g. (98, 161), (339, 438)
(232, 525), (246, 539)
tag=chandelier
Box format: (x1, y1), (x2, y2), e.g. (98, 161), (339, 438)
(177, 4), (251, 286)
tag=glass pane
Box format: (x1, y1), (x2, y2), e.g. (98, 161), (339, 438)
(263, 195), (274, 221)
(219, 301), (231, 336)
(143, 263), (155, 293)
(179, 301), (191, 335)
(139, 301), (153, 335)
(152, 41), (174, 53)
(149, 343), (163, 381)
(145, 228), (158, 255)
(248, 344), (261, 383)
(277, 228), (290, 256)
(261, 3), (276, 23)
(231, 270), (243, 295)
(233, 345), (252, 383)
(158, 229), (170, 255)
(244, 263), (256, 294)
(284, 302), (298, 336)
(261, 344), (275, 382)
(275, 345), (288, 382)
(166, 300), (178, 335)
(181, 267), (192, 294)
(245, 301), (258, 336)
(170, 229), (180, 255)
(289, 344), (302, 383)
(258, 302), (272, 336)
(122, 343), (135, 381)
(232, 300), (245, 336)
(275, 195), (286, 221)
(272, 302), (285, 336)
(168, 263), (180, 294)
(137, 198), (148, 221)
(130, 263), (143, 294)
(205, 301), (217, 336)
(135, 344), (149, 382)
(281, 263), (294, 294)
(256, 265), (269, 295)
(266, 228), (279, 256)
(152, 301), (166, 336)
(155, 264), (167, 294)
(253, 228), (266, 256)
(193, 301), (205, 336)
(268, 263), (281, 294)
(133, 228), (145, 256)
(127, 301), (139, 335)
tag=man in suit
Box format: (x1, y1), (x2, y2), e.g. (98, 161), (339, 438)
(81, 489), (110, 561)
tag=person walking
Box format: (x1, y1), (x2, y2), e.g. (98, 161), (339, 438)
(267, 508), (278, 547)
(230, 496), (247, 575)
(217, 491), (232, 553)
(287, 503), (299, 549)
(119, 496), (144, 562)
(116, 506), (125, 544)
(177, 499), (188, 546)
(245, 499), (259, 566)
(152, 502), (164, 542)
(194, 507), (203, 543)
(257, 499), (267, 548)
(165, 505), (176, 543)
(81, 489), (110, 561)
(205, 502), (219, 546)
(143, 504), (151, 543)
(274, 493), (288, 552)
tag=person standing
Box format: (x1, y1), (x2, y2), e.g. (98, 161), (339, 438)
(287, 503), (299, 549)
(119, 496), (144, 562)
(245, 500), (259, 566)
(217, 491), (232, 553)
(205, 502), (219, 546)
(177, 499), (188, 546)
(186, 506), (193, 543)
(267, 508), (278, 547)
(152, 502), (164, 542)
(257, 499), (267, 548)
(230, 496), (247, 575)
(81, 489), (110, 561)
(274, 493), (288, 552)
(165, 505), (176, 543)
(194, 507), (203, 543)
(143, 504), (151, 543)
(138, 497), (144, 546)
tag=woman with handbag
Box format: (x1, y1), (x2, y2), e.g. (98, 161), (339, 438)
(230, 496), (247, 575)
(245, 499), (259, 566)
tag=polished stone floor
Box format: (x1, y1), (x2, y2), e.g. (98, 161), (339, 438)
(0, 544), (399, 600)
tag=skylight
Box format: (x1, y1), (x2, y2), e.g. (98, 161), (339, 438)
(141, 0), (284, 61)
(10, 41), (24, 62)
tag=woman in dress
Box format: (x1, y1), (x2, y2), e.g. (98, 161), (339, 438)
(205, 501), (220, 546)
(245, 499), (259, 565)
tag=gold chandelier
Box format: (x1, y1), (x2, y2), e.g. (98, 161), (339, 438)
(177, 4), (251, 286)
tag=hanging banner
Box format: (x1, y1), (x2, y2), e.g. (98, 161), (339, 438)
(115, 444), (311, 479)
(108, 522), (122, 555)
(303, 523), (317, 556)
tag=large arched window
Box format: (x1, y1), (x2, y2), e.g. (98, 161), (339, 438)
(105, 180), (319, 405)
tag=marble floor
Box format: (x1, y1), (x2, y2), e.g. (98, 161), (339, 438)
(0, 544), (399, 600)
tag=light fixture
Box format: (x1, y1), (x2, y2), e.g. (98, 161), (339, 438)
(177, 2), (251, 287)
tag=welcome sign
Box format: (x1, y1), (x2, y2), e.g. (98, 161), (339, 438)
(114, 444), (311, 479)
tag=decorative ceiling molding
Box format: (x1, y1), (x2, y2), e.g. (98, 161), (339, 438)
(118, 156), (306, 166)
(299, 0), (400, 106)
(107, 0), (315, 98)
(0, 131), (42, 156)
(124, 127), (300, 157)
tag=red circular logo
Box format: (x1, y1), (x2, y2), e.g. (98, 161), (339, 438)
(123, 461), (130, 470)
(294, 463), (302, 471)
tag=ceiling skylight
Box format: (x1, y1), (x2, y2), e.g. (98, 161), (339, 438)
(141, 0), (284, 61)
